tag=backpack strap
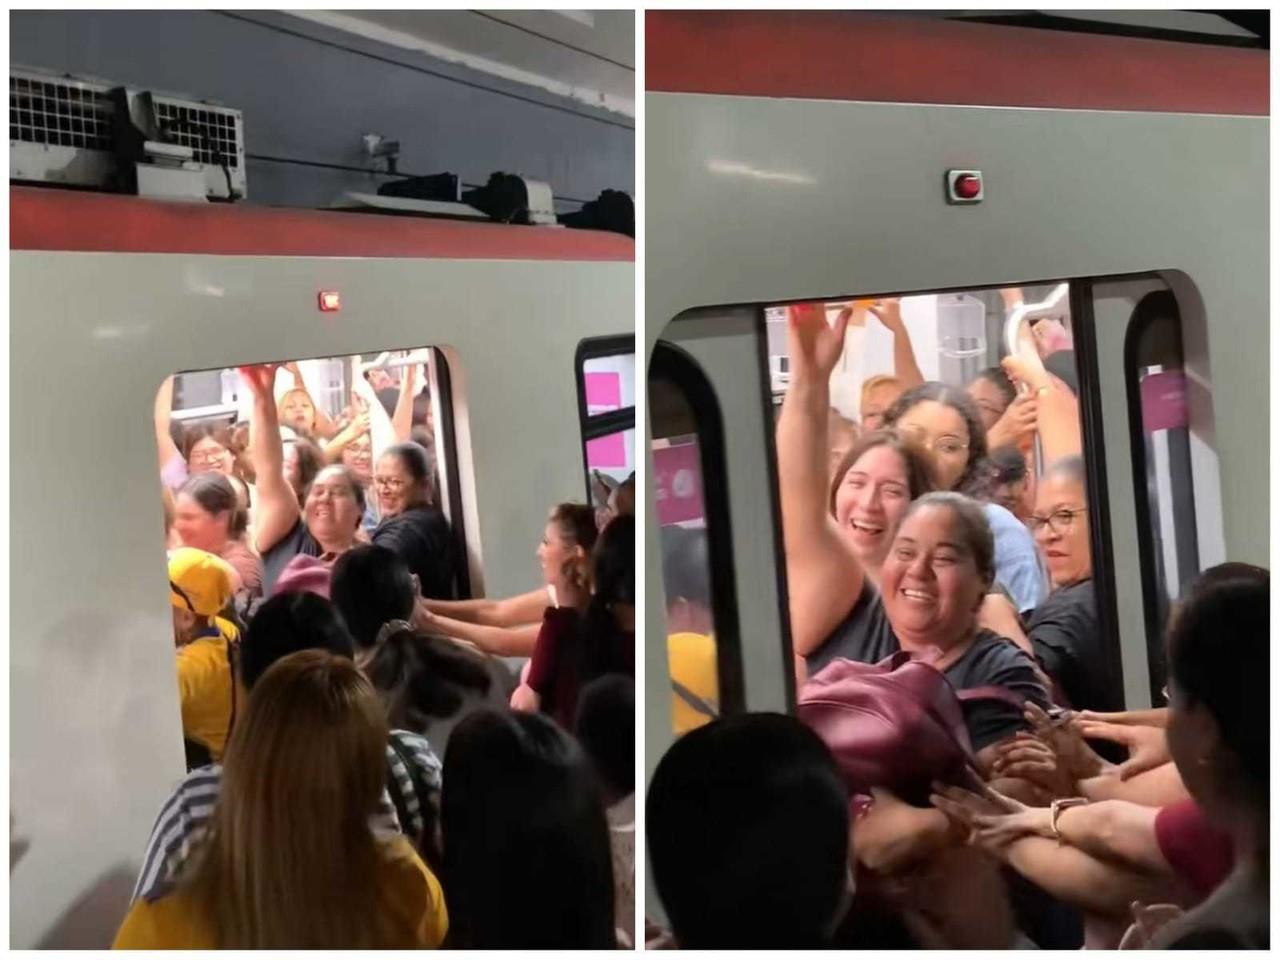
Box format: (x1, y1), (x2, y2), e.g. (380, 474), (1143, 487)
(671, 679), (717, 719)
(384, 737), (418, 839)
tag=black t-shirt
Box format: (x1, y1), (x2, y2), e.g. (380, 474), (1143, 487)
(1026, 579), (1122, 714)
(373, 506), (456, 600)
(811, 582), (1050, 752)
(261, 520), (322, 596)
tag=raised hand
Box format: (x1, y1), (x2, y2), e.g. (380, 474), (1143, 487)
(1073, 718), (1171, 781)
(786, 300), (850, 382)
(238, 363), (280, 398)
(868, 297), (906, 334)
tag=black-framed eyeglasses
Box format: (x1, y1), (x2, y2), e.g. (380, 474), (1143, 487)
(1029, 508), (1087, 535)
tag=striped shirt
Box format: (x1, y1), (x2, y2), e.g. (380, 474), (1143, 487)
(131, 729), (441, 903)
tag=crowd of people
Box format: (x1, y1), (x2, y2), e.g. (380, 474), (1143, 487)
(133, 357), (636, 948)
(647, 293), (1268, 949)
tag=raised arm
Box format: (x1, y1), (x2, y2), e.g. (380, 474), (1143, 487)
(424, 587), (548, 627)
(241, 364), (300, 554)
(869, 298), (924, 389)
(1002, 344), (1081, 464)
(351, 357), (399, 461)
(286, 361), (339, 440)
(154, 375), (186, 482)
(392, 360), (421, 443)
(322, 401), (371, 463)
(777, 302), (866, 656)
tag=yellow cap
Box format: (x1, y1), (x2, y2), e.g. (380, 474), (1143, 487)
(168, 547), (235, 618)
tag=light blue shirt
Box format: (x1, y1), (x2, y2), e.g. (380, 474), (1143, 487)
(983, 503), (1047, 614)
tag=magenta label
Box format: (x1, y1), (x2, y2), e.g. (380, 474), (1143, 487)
(586, 432), (627, 469)
(654, 440), (705, 525)
(1140, 369), (1188, 434)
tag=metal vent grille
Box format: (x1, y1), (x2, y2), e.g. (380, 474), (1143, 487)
(153, 100), (240, 169)
(10, 73), (114, 151)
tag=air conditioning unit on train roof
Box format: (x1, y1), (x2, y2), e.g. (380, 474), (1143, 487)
(10, 65), (246, 201)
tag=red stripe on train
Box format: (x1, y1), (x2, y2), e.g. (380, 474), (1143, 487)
(10, 187), (635, 261)
(647, 12), (1268, 116)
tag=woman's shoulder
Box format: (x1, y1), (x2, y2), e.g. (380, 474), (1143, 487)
(112, 889), (214, 949)
(378, 836), (449, 948)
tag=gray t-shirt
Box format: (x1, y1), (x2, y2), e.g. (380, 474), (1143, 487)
(808, 582), (1050, 751)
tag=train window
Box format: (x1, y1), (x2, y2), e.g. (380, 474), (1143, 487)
(771, 284), (1127, 716)
(155, 347), (461, 770)
(576, 339), (636, 516)
(650, 343), (746, 735)
(1124, 289), (1203, 700)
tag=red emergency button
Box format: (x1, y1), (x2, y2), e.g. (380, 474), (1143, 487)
(318, 291), (341, 312)
(946, 169), (984, 204)
(954, 174), (981, 199)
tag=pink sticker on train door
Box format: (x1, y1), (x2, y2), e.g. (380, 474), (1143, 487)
(1140, 370), (1189, 433)
(653, 440), (705, 525)
(584, 372), (626, 467)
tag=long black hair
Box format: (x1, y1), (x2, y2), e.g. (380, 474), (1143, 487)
(1166, 563), (1269, 819)
(575, 513), (635, 682)
(441, 709), (615, 948)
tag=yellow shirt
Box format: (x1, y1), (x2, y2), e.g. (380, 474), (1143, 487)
(176, 617), (239, 762)
(667, 632), (720, 735)
(112, 836), (448, 948)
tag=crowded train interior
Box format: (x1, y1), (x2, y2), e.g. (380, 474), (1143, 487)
(645, 9), (1267, 951)
(10, 8), (635, 949)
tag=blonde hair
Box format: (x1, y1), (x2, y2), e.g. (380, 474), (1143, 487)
(860, 374), (903, 410)
(181, 650), (406, 948)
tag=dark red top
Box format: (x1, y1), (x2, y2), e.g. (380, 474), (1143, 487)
(527, 606), (635, 730)
(1154, 798), (1235, 901)
(528, 607), (586, 730)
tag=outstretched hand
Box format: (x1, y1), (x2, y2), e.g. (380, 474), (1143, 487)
(930, 773), (1051, 852)
(787, 301), (850, 382)
(1073, 717), (1171, 781)
(1024, 701), (1107, 782)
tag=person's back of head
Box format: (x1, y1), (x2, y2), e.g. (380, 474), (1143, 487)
(363, 625), (492, 731)
(330, 545), (416, 651)
(647, 712), (850, 948)
(239, 592), (355, 690)
(441, 708), (615, 948)
(189, 649), (393, 947)
(579, 514), (635, 678)
(574, 674), (635, 803)
(1166, 563), (1269, 818)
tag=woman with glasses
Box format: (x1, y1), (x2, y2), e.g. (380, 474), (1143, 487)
(1023, 455), (1123, 716)
(240, 364), (368, 596)
(884, 382), (1047, 615)
(371, 442), (456, 600)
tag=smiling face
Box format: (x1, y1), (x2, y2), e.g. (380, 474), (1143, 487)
(188, 436), (235, 476)
(880, 503), (986, 650)
(1032, 471), (1092, 588)
(373, 453), (419, 518)
(535, 519), (584, 588)
(895, 400), (972, 492)
(342, 433), (373, 485)
(832, 444), (913, 569)
(173, 491), (230, 553)
(304, 466), (362, 548)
